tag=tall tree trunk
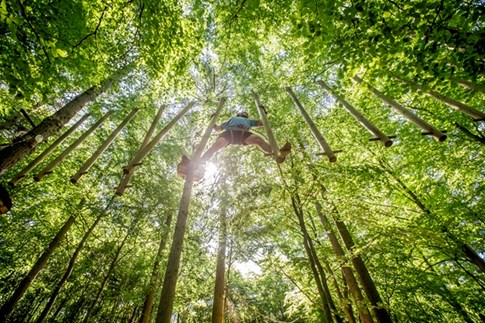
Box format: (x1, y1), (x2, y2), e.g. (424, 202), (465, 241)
(322, 203), (392, 323)
(212, 204), (227, 323)
(35, 212), (105, 323)
(83, 228), (131, 323)
(379, 160), (485, 275)
(290, 195), (333, 322)
(317, 204), (374, 323)
(139, 213), (173, 323)
(0, 215), (76, 322)
(0, 65), (132, 176)
(156, 99), (225, 323)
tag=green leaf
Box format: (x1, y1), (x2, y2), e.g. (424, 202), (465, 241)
(56, 48), (68, 58)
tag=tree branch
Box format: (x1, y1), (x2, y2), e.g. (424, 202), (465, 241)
(73, 5), (108, 50)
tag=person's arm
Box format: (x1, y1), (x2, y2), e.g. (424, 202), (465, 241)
(213, 124), (223, 131)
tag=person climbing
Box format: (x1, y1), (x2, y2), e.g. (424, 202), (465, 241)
(177, 111), (291, 179)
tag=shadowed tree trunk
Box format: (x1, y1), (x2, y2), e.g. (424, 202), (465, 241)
(290, 195), (333, 322)
(35, 210), (107, 323)
(0, 65), (132, 176)
(0, 215), (76, 322)
(139, 213), (173, 323)
(317, 203), (374, 323)
(212, 202), (227, 323)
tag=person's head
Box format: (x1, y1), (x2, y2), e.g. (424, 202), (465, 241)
(236, 111), (249, 118)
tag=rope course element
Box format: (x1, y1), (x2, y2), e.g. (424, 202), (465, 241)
(353, 76), (447, 142)
(122, 102), (196, 176)
(116, 105), (165, 196)
(9, 114), (90, 186)
(71, 108), (139, 184)
(252, 92), (280, 158)
(34, 111), (113, 182)
(317, 80), (394, 147)
(286, 86), (338, 162)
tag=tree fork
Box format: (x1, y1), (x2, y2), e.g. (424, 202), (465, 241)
(0, 215), (76, 322)
(156, 98), (225, 323)
(0, 65), (132, 176)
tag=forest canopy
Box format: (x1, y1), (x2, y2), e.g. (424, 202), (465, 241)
(0, 0), (484, 322)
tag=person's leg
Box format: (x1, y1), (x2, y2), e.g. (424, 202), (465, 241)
(244, 134), (272, 154)
(200, 136), (230, 162)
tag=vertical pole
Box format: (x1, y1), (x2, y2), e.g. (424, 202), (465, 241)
(71, 109), (139, 183)
(316, 80), (393, 147)
(116, 105), (165, 196)
(353, 76), (447, 141)
(251, 92), (280, 156)
(9, 114), (90, 186)
(212, 201), (227, 323)
(286, 87), (338, 162)
(123, 102), (195, 175)
(34, 111), (113, 182)
(156, 98), (225, 323)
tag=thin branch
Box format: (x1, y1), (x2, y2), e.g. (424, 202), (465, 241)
(73, 5), (108, 50)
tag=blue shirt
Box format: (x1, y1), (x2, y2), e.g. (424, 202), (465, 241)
(220, 117), (259, 131)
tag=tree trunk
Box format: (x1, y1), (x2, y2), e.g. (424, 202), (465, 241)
(83, 228), (131, 323)
(139, 213), (173, 323)
(0, 65), (132, 176)
(450, 78), (485, 95)
(290, 195), (333, 322)
(379, 160), (485, 275)
(35, 212), (104, 323)
(325, 203), (392, 323)
(212, 204), (227, 323)
(156, 99), (225, 323)
(316, 203), (374, 323)
(252, 92), (280, 155)
(0, 215), (76, 322)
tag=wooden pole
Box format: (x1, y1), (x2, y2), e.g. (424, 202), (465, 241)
(251, 92), (280, 156)
(71, 109), (139, 184)
(316, 80), (393, 147)
(398, 77), (485, 121)
(212, 202), (227, 323)
(116, 105), (165, 196)
(286, 87), (338, 162)
(123, 102), (195, 175)
(156, 98), (225, 323)
(34, 112), (113, 182)
(353, 76), (447, 142)
(9, 114), (90, 186)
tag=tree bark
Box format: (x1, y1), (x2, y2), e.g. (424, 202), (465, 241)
(252, 92), (280, 156)
(35, 212), (104, 323)
(156, 99), (225, 323)
(0, 65), (132, 176)
(83, 228), (131, 323)
(0, 215), (76, 322)
(212, 204), (227, 323)
(139, 213), (173, 323)
(324, 203), (392, 323)
(316, 204), (374, 323)
(290, 195), (333, 322)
